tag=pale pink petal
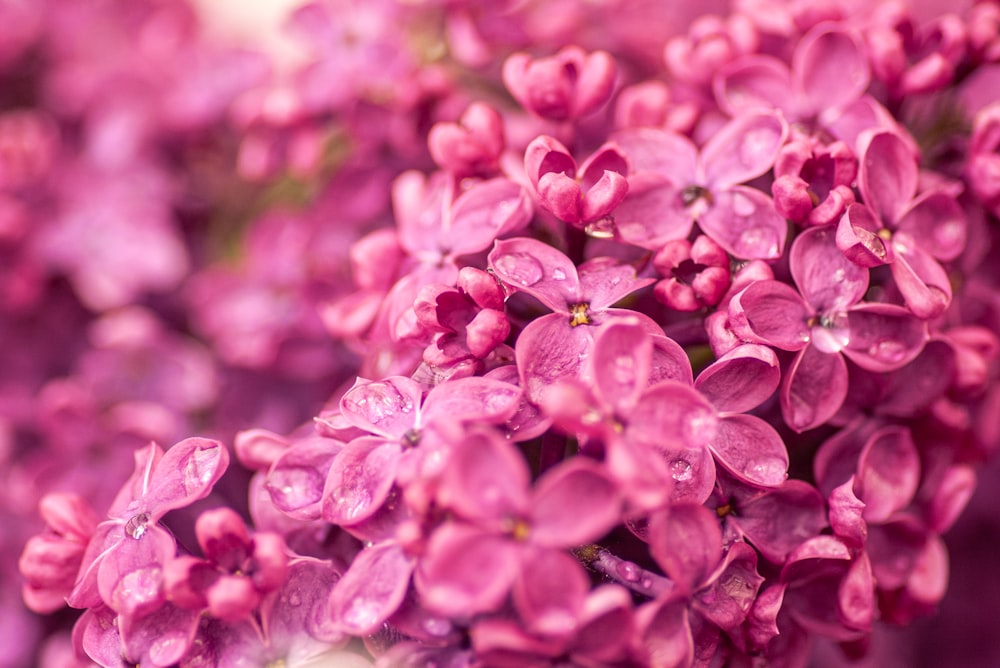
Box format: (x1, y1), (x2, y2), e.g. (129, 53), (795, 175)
(439, 429), (530, 522)
(321, 437), (399, 526)
(795, 26), (869, 117)
(714, 55), (792, 117)
(329, 542), (415, 635)
(515, 314), (592, 404)
(422, 376), (522, 425)
(859, 131), (917, 225)
(591, 320), (652, 415)
(447, 178), (532, 255)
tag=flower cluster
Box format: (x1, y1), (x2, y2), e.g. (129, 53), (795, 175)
(8, 0), (1000, 666)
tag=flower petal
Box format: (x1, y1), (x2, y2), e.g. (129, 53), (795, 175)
(710, 414), (788, 487)
(695, 344), (780, 414)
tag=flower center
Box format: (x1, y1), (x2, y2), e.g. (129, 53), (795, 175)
(569, 302), (591, 326)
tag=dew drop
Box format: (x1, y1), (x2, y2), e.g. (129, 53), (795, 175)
(584, 218), (615, 238)
(612, 354), (636, 385)
(617, 561), (641, 583)
(327, 485), (372, 522)
(287, 592), (302, 607)
(868, 339), (906, 364)
(125, 513), (150, 540)
(743, 456), (787, 485)
(343, 595), (381, 631)
(493, 252), (544, 286)
(670, 458), (693, 482)
(738, 226), (778, 258)
(640, 577), (654, 591)
(552, 268), (567, 281)
(422, 616), (452, 637)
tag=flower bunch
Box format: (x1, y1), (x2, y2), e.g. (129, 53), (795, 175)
(8, 0), (1000, 666)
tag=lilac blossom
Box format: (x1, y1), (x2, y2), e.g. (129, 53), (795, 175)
(612, 110), (789, 259)
(502, 46), (617, 122)
(488, 236), (657, 403)
(836, 130), (967, 319)
(730, 224), (927, 431)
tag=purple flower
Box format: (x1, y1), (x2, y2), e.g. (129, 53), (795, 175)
(729, 224), (927, 431)
(836, 130), (967, 319)
(416, 429), (621, 629)
(612, 111), (788, 259)
(488, 237), (656, 403)
(68, 438), (230, 615)
(502, 46), (617, 121)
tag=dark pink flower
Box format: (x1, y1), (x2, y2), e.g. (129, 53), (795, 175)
(163, 507), (288, 621)
(730, 225), (926, 431)
(502, 46), (617, 121)
(652, 235), (731, 312)
(613, 111), (788, 259)
(836, 130), (966, 319)
(488, 237), (657, 403)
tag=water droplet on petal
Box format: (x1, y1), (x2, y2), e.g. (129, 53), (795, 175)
(612, 354), (636, 385)
(552, 268), (567, 281)
(493, 252), (544, 286)
(342, 595), (381, 631)
(617, 561), (641, 582)
(125, 513), (150, 540)
(670, 459), (693, 482)
(584, 218), (616, 238)
(738, 226), (779, 258)
(287, 592), (302, 607)
(422, 616), (452, 637)
(868, 339), (906, 364)
(327, 485), (372, 522)
(743, 456), (787, 485)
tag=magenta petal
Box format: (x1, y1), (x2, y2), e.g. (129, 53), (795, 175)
(889, 247), (952, 320)
(515, 314), (592, 404)
(695, 344), (779, 414)
(746, 583), (786, 651)
(836, 203), (892, 267)
(781, 345), (848, 432)
(813, 419), (878, 496)
(439, 429), (530, 522)
(79, 607), (124, 667)
(729, 280), (811, 351)
(628, 381), (718, 450)
(591, 320), (652, 415)
(489, 238), (580, 311)
(422, 376), (522, 425)
(447, 178), (532, 254)
(577, 257), (655, 310)
(842, 303), (927, 371)
(790, 226), (869, 312)
(710, 414), (788, 487)
(531, 458), (621, 548)
(339, 376), (422, 440)
(120, 603), (200, 667)
(613, 127), (698, 180)
(699, 186), (786, 260)
(329, 541), (414, 635)
(581, 169), (629, 221)
(537, 171), (583, 223)
(573, 586), (634, 662)
(98, 524), (175, 618)
(896, 191), (966, 262)
(837, 552), (874, 632)
(694, 542), (763, 631)
(321, 437), (399, 526)
(513, 548), (589, 637)
(866, 518), (926, 590)
(795, 26), (869, 116)
(907, 534), (949, 605)
(650, 503), (722, 590)
(859, 131), (917, 224)
(636, 595), (694, 668)
(649, 334), (695, 386)
(828, 478), (868, 548)
(417, 524), (520, 618)
(524, 135), (576, 188)
(714, 55), (791, 117)
(926, 464), (976, 534)
(701, 112), (787, 188)
(266, 436), (341, 520)
(855, 426), (920, 522)
(141, 438), (229, 518)
(733, 481), (828, 563)
(614, 174), (692, 250)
